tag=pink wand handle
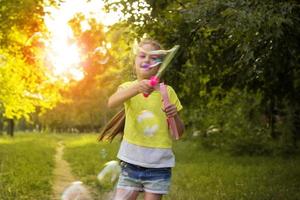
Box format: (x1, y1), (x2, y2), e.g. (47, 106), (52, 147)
(160, 83), (179, 140)
(143, 76), (159, 97)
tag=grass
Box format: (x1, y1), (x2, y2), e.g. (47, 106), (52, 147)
(1, 133), (299, 200)
(63, 134), (300, 200)
(167, 140), (300, 200)
(0, 133), (57, 200)
(63, 134), (120, 199)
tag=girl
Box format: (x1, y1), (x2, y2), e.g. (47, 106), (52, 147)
(107, 39), (184, 200)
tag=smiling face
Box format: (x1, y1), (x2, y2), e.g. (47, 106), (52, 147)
(134, 43), (163, 80)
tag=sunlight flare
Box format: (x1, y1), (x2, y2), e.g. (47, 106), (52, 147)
(43, 0), (123, 82)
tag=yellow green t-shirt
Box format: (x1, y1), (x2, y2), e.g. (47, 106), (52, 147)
(119, 80), (183, 148)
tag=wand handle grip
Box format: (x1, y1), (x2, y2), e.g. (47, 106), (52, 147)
(160, 83), (179, 140)
(143, 76), (160, 97)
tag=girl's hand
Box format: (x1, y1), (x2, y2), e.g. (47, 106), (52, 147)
(162, 104), (177, 118)
(137, 80), (155, 95)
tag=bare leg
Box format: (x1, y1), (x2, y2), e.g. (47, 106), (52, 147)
(144, 192), (162, 200)
(114, 188), (139, 200)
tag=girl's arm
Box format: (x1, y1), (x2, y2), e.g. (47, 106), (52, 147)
(174, 113), (185, 137)
(108, 80), (155, 108)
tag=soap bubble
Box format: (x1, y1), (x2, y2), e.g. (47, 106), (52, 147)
(100, 148), (108, 159)
(61, 181), (92, 200)
(24, 32), (47, 60)
(26, 32), (46, 48)
(97, 160), (121, 184)
(94, 46), (107, 55)
(93, 46), (109, 65)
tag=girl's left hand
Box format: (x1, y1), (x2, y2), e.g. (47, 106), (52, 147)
(162, 104), (177, 118)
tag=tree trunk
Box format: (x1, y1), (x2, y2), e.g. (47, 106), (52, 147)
(7, 119), (14, 137)
(292, 106), (300, 149)
(0, 121), (3, 135)
(269, 97), (276, 139)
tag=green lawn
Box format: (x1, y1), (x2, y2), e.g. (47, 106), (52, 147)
(168, 141), (300, 200)
(63, 134), (120, 199)
(0, 133), (299, 200)
(64, 134), (300, 200)
(0, 133), (57, 200)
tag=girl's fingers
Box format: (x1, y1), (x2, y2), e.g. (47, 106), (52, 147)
(145, 87), (154, 94)
(162, 104), (177, 117)
(139, 84), (153, 94)
(166, 110), (177, 117)
(164, 105), (177, 112)
(138, 79), (154, 94)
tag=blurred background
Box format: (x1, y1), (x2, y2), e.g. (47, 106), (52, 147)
(1, 0), (300, 156)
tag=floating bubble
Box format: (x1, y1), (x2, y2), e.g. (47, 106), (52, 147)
(98, 56), (109, 65)
(100, 148), (108, 159)
(97, 160), (121, 184)
(0, 54), (7, 67)
(24, 32), (48, 61)
(61, 181), (92, 200)
(93, 46), (109, 65)
(94, 46), (107, 56)
(26, 32), (47, 48)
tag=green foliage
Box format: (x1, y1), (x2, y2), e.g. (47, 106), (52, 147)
(188, 88), (272, 155)
(0, 0), (45, 46)
(38, 16), (130, 132)
(0, 0), (62, 124)
(0, 49), (61, 121)
(105, 0), (300, 154)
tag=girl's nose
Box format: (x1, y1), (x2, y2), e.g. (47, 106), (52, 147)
(144, 55), (150, 62)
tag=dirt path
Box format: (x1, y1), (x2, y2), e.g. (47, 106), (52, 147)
(52, 141), (92, 200)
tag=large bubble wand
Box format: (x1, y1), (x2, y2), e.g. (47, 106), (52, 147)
(143, 45), (180, 140)
(143, 45), (180, 97)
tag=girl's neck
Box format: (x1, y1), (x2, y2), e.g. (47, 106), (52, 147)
(137, 76), (151, 81)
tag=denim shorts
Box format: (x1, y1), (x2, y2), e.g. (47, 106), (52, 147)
(116, 161), (172, 194)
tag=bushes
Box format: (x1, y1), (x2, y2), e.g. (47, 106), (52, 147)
(186, 88), (298, 155)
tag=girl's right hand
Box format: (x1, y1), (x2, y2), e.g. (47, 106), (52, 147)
(136, 80), (155, 95)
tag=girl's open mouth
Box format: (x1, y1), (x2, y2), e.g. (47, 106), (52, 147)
(141, 62), (161, 70)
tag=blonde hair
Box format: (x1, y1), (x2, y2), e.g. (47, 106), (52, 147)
(138, 38), (163, 50)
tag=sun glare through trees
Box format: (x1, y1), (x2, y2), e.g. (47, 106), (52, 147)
(42, 0), (122, 82)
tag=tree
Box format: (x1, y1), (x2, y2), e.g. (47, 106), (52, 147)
(38, 13), (128, 132)
(0, 0), (62, 136)
(104, 0), (300, 153)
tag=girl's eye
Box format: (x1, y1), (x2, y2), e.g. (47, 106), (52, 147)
(139, 54), (146, 58)
(151, 57), (162, 63)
